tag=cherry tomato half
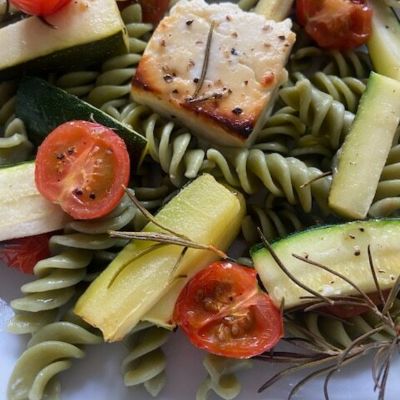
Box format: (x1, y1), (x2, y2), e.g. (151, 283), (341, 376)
(0, 233), (52, 274)
(138, 0), (169, 25)
(296, 0), (373, 50)
(10, 0), (71, 16)
(173, 262), (283, 359)
(35, 120), (130, 220)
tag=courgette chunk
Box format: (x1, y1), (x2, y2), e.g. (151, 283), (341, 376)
(252, 220), (400, 309)
(329, 72), (400, 219)
(75, 174), (246, 341)
(0, 162), (70, 241)
(16, 77), (147, 169)
(368, 0), (400, 80)
(0, 0), (128, 80)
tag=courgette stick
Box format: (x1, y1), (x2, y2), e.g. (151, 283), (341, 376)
(329, 72), (400, 219)
(368, 0), (400, 80)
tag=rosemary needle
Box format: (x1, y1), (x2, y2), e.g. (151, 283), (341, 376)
(193, 21), (215, 99)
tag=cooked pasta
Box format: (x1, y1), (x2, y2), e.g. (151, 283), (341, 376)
(7, 312), (102, 400)
(241, 194), (305, 245)
(0, 81), (33, 165)
(280, 78), (355, 150)
(196, 354), (252, 400)
(122, 323), (170, 397)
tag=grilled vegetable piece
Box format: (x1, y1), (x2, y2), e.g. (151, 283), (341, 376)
(329, 72), (400, 219)
(252, 219), (400, 309)
(75, 174), (246, 341)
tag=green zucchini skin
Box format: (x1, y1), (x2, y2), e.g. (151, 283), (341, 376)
(0, 32), (127, 81)
(16, 76), (147, 170)
(251, 219), (400, 309)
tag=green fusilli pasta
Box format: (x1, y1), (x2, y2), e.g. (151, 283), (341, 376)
(196, 354), (252, 400)
(122, 323), (170, 397)
(7, 312), (101, 400)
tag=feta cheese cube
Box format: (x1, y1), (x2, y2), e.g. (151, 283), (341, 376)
(131, 0), (296, 147)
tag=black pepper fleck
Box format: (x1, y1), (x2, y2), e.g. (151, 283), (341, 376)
(359, 227), (365, 232)
(172, 89), (179, 94)
(186, 20), (194, 26)
(232, 107), (243, 115)
(278, 35), (286, 40)
(193, 78), (199, 83)
(56, 153), (65, 160)
(67, 146), (75, 155)
(163, 74), (173, 83)
(231, 48), (238, 55)
(89, 193), (96, 200)
(354, 250), (361, 256)
(73, 188), (83, 196)
(244, 80), (248, 85)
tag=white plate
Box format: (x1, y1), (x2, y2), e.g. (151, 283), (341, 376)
(1, 263), (400, 400)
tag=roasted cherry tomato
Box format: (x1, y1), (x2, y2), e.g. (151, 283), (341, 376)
(0, 233), (52, 274)
(138, 0), (169, 25)
(296, 0), (373, 50)
(321, 291), (389, 319)
(10, 0), (71, 16)
(173, 262), (283, 359)
(35, 120), (130, 220)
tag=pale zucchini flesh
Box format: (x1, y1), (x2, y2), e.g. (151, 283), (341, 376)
(0, 162), (70, 241)
(255, 0), (294, 21)
(329, 72), (400, 219)
(252, 220), (400, 309)
(368, 0), (400, 80)
(74, 174), (246, 341)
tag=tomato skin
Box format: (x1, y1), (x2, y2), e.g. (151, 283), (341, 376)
(173, 262), (283, 359)
(35, 120), (130, 220)
(10, 0), (71, 16)
(0, 233), (52, 274)
(296, 0), (373, 50)
(138, 0), (169, 25)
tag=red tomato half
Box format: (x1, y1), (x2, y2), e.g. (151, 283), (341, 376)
(296, 0), (373, 50)
(10, 0), (71, 16)
(173, 262), (283, 359)
(0, 233), (52, 274)
(138, 0), (169, 25)
(35, 121), (130, 220)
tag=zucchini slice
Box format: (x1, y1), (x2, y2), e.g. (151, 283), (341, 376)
(16, 77), (147, 170)
(329, 72), (400, 219)
(0, 162), (70, 241)
(75, 174), (246, 341)
(252, 220), (400, 309)
(368, 0), (400, 80)
(0, 0), (128, 80)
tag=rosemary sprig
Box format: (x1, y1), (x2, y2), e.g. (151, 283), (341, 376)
(192, 21), (215, 99)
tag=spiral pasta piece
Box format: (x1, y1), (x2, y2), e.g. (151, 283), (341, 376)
(86, 4), (152, 111)
(8, 313), (101, 400)
(289, 46), (371, 79)
(287, 302), (400, 352)
(280, 78), (355, 150)
(49, 70), (99, 98)
(196, 354), (252, 400)
(0, 81), (33, 165)
(122, 323), (170, 397)
(293, 72), (366, 113)
(242, 195), (305, 245)
(370, 142), (400, 217)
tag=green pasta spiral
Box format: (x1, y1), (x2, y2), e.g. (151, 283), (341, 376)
(196, 354), (252, 400)
(122, 323), (170, 397)
(0, 81), (33, 165)
(7, 312), (102, 400)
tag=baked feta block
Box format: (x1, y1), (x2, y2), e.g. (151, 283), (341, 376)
(131, 0), (296, 147)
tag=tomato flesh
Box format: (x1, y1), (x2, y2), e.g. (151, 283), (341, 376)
(173, 262), (283, 359)
(138, 0), (169, 25)
(296, 0), (373, 50)
(11, 0), (71, 16)
(0, 233), (52, 274)
(35, 121), (130, 220)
